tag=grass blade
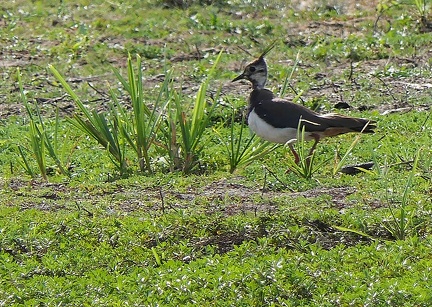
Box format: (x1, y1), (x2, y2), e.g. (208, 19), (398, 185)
(332, 122), (372, 175)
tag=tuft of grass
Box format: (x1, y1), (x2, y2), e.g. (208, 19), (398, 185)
(49, 52), (223, 176)
(215, 109), (279, 174)
(284, 124), (328, 179)
(17, 68), (70, 180)
(50, 54), (173, 176)
(413, 0), (431, 28)
(384, 147), (422, 240)
(160, 50), (223, 174)
(113, 54), (171, 174)
(50, 65), (129, 176)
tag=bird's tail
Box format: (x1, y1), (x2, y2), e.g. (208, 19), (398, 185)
(320, 113), (376, 133)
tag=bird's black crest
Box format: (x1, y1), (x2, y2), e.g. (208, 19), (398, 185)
(258, 40), (278, 60)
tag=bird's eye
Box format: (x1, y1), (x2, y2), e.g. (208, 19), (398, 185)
(248, 66), (256, 72)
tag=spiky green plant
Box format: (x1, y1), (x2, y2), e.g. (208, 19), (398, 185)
(50, 65), (128, 175)
(384, 147), (422, 240)
(112, 54), (171, 173)
(414, 0), (430, 24)
(284, 123), (329, 179)
(160, 50), (223, 174)
(215, 110), (279, 174)
(17, 68), (70, 180)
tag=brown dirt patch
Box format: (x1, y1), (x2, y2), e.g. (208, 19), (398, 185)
(2, 177), (380, 214)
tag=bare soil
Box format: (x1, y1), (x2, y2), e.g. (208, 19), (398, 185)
(4, 177), (383, 214)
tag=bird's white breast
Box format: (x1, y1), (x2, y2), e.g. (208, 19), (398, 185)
(248, 109), (314, 144)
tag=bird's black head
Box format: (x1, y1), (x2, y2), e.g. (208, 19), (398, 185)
(232, 57), (268, 89)
(232, 40), (277, 90)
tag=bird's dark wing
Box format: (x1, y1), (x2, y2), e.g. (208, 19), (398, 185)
(249, 90), (329, 131)
(249, 89), (376, 134)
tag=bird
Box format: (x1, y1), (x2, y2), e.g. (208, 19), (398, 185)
(232, 43), (376, 165)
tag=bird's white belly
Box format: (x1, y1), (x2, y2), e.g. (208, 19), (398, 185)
(248, 109), (313, 144)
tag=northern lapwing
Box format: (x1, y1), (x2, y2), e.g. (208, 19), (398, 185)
(232, 43), (376, 164)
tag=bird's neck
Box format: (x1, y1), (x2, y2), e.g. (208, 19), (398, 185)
(249, 88), (275, 106)
(250, 72), (267, 90)
(252, 82), (265, 90)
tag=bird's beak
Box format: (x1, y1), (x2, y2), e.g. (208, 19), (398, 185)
(232, 73), (245, 82)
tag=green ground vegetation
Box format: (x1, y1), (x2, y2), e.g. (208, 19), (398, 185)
(1, 0), (432, 305)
